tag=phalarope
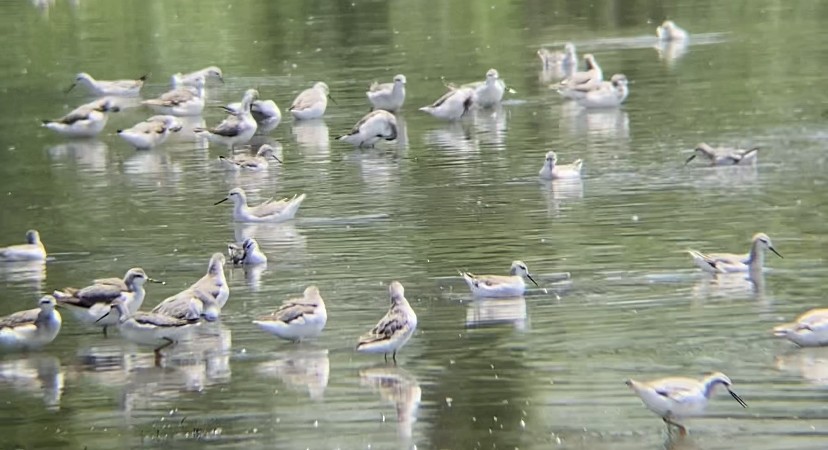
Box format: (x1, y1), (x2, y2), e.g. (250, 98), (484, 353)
(539, 150), (583, 180)
(574, 74), (629, 109)
(152, 288), (222, 322)
(289, 82), (334, 120)
(66, 72), (147, 97)
(195, 89), (259, 149)
(227, 237), (268, 265)
(684, 143), (759, 166)
(419, 87), (474, 121)
(367, 74), (407, 112)
(170, 66), (224, 88)
(688, 232), (782, 274)
(253, 286), (327, 342)
(188, 253), (230, 308)
(0, 230), (46, 262)
(356, 281), (417, 362)
(42, 98), (120, 138)
(773, 308), (828, 347)
(338, 110), (398, 148)
(626, 372), (747, 435)
(557, 54), (604, 99)
(53, 267), (161, 334)
(218, 144), (281, 171)
(460, 260), (539, 298)
(142, 75), (206, 116)
(538, 43), (577, 71)
(657, 20), (689, 42)
(0, 296), (61, 350)
(225, 99), (282, 130)
(466, 69), (506, 108)
(557, 73), (624, 101)
(96, 297), (199, 355)
(117, 115), (182, 150)
(214, 187), (307, 223)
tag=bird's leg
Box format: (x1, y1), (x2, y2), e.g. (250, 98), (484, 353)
(155, 337), (175, 353)
(384, 353), (388, 362)
(392, 351), (397, 364)
(102, 326), (108, 338)
(663, 417), (687, 436)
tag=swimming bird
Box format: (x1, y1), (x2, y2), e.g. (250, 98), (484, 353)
(625, 372), (747, 435)
(187, 253), (230, 308)
(688, 232), (782, 274)
(142, 75), (206, 116)
(684, 143), (759, 166)
(42, 98), (120, 138)
(253, 286), (327, 342)
(557, 54), (604, 99)
(170, 66), (223, 88)
(214, 187), (306, 223)
(224, 99), (282, 130)
(460, 260), (539, 298)
(465, 68), (506, 108)
(53, 267), (160, 334)
(66, 72), (147, 97)
(195, 89), (259, 149)
(367, 74), (407, 112)
(419, 87), (474, 121)
(116, 115), (183, 150)
(538, 43), (577, 71)
(539, 150), (583, 180)
(574, 74), (629, 109)
(356, 281), (417, 362)
(0, 230), (46, 262)
(96, 298), (199, 356)
(218, 144), (281, 171)
(226, 237), (268, 265)
(289, 82), (334, 120)
(773, 308), (828, 347)
(657, 20), (689, 42)
(338, 110), (398, 148)
(152, 288), (222, 322)
(0, 296), (61, 350)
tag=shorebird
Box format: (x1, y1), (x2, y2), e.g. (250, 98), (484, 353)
(356, 281), (417, 362)
(42, 98), (120, 138)
(657, 20), (689, 42)
(419, 87), (474, 121)
(96, 298), (199, 359)
(66, 72), (147, 97)
(152, 288), (222, 322)
(186, 253), (230, 308)
(688, 233), (782, 274)
(684, 143), (759, 166)
(460, 261), (539, 298)
(0, 230), (46, 262)
(466, 68), (506, 108)
(116, 115), (182, 150)
(289, 82), (334, 120)
(539, 150), (583, 180)
(773, 308), (828, 347)
(367, 74), (406, 112)
(337, 110), (398, 148)
(557, 54), (604, 99)
(218, 144), (281, 171)
(574, 74), (629, 109)
(0, 296), (62, 350)
(142, 75), (206, 116)
(170, 66), (223, 88)
(226, 237), (268, 265)
(537, 43), (577, 71)
(214, 187), (307, 223)
(253, 286), (327, 342)
(195, 89), (259, 149)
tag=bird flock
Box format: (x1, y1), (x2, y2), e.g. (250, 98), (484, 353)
(0, 19), (817, 436)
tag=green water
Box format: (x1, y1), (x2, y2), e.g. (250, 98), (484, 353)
(1, 0), (828, 448)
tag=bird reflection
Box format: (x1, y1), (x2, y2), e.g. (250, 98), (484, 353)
(255, 349), (330, 400)
(0, 260), (46, 294)
(0, 355), (63, 409)
(122, 151), (183, 186)
(393, 115), (409, 151)
(291, 119), (329, 156)
(541, 178), (584, 217)
(466, 296), (528, 330)
(472, 106), (508, 150)
(233, 222), (307, 250)
(559, 102), (630, 140)
(775, 348), (828, 385)
(346, 150), (402, 192)
(168, 116), (207, 143)
(47, 139), (109, 172)
(691, 271), (766, 300)
(359, 365), (421, 439)
(655, 40), (689, 68)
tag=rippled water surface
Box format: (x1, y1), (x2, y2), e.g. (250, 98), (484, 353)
(2, 1), (828, 449)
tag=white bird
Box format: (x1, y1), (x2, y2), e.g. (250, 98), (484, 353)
(116, 115), (182, 150)
(460, 261), (539, 298)
(218, 144), (281, 171)
(187, 253), (230, 308)
(42, 98), (120, 138)
(574, 74), (629, 109)
(96, 298), (199, 357)
(684, 143), (759, 166)
(688, 232), (783, 274)
(774, 308), (828, 347)
(538, 43), (577, 71)
(142, 75), (206, 116)
(419, 87), (474, 121)
(338, 110), (398, 148)
(152, 288), (222, 323)
(466, 68), (506, 108)
(224, 99), (282, 131)
(539, 150), (583, 180)
(227, 237), (268, 265)
(626, 372), (747, 435)
(214, 187), (306, 223)
(53, 268), (160, 334)
(253, 286), (327, 342)
(289, 82), (334, 120)
(356, 281), (417, 362)
(66, 72), (147, 97)
(0, 296), (61, 350)
(366, 74), (407, 112)
(0, 230), (46, 262)
(195, 89), (259, 149)
(170, 66), (224, 88)
(657, 20), (689, 42)
(557, 54), (604, 99)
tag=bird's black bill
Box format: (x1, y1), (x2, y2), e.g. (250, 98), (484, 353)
(148, 277), (165, 285)
(728, 389), (748, 408)
(94, 311), (111, 324)
(769, 247), (783, 259)
(270, 155), (283, 163)
(65, 83), (77, 94)
(214, 197), (229, 206)
(684, 154), (696, 166)
(527, 274), (539, 287)
(327, 94), (338, 105)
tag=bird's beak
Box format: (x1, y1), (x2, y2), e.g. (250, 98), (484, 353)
(148, 278), (166, 285)
(327, 94), (337, 105)
(218, 75), (225, 85)
(684, 154), (697, 166)
(527, 274), (539, 287)
(769, 246), (783, 259)
(270, 155), (283, 163)
(94, 310), (111, 324)
(65, 83), (77, 94)
(214, 197), (229, 206)
(728, 388), (748, 408)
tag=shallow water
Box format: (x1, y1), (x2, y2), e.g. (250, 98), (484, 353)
(1, 0), (828, 448)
